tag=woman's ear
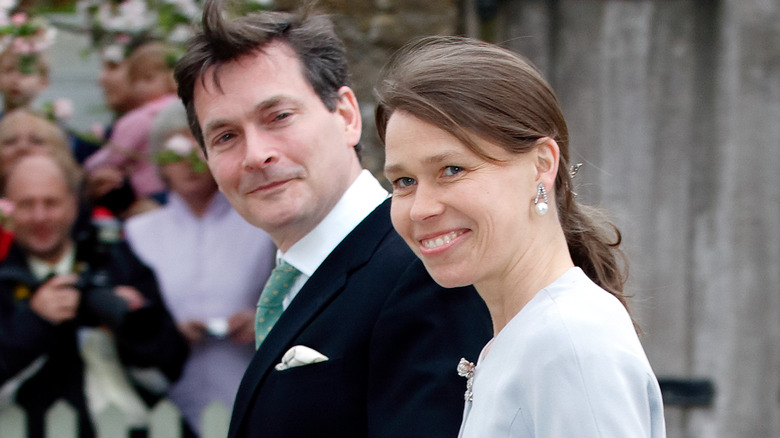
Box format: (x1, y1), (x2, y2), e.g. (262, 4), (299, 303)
(534, 137), (560, 188)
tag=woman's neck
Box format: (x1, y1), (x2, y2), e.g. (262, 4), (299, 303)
(476, 226), (574, 335)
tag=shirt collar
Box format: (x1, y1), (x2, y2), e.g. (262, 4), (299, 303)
(28, 243), (77, 281)
(281, 169), (389, 276)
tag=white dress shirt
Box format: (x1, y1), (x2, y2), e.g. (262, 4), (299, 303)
(280, 169), (389, 308)
(459, 268), (666, 438)
(125, 191), (276, 432)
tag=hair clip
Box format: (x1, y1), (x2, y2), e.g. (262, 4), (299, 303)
(569, 163), (583, 179)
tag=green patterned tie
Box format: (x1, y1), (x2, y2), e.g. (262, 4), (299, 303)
(255, 261), (301, 349)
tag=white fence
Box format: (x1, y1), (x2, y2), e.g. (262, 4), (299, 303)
(0, 399), (230, 438)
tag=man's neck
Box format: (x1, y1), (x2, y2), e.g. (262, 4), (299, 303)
(279, 169), (389, 277)
(274, 165), (364, 252)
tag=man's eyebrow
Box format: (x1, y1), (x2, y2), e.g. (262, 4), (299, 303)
(203, 118), (229, 137)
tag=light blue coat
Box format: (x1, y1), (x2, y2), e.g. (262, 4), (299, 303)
(459, 268), (666, 438)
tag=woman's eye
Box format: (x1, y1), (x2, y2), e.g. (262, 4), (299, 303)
(443, 166), (464, 176)
(394, 177), (416, 189)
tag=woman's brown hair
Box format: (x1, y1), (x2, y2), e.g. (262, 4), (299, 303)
(375, 35), (631, 315)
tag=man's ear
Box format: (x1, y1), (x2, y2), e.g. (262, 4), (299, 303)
(336, 86), (362, 148)
(534, 137), (560, 188)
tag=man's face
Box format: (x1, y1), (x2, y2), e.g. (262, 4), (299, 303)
(193, 42), (362, 251)
(0, 112), (56, 174)
(5, 155), (78, 263)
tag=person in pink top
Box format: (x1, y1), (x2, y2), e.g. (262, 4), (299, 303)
(84, 42), (178, 218)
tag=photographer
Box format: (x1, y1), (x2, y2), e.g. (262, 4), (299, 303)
(0, 152), (189, 438)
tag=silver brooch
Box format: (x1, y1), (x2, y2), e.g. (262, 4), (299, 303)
(457, 358), (475, 402)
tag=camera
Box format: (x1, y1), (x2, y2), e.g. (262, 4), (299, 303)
(74, 267), (130, 330)
(0, 264), (130, 330)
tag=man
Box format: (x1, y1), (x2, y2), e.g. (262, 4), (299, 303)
(0, 152), (189, 438)
(174, 1), (492, 437)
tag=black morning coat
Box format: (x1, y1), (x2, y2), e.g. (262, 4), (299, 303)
(229, 199), (492, 438)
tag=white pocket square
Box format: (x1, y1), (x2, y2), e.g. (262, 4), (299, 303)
(275, 345), (328, 371)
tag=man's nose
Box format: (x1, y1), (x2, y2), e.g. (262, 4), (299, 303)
(242, 128), (280, 170)
(29, 203), (49, 222)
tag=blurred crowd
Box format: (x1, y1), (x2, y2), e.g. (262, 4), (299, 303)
(0, 2), (276, 437)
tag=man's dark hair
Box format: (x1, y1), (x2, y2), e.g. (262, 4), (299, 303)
(174, 0), (352, 152)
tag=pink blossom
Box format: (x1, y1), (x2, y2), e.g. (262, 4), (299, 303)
(165, 134), (196, 156)
(31, 28), (57, 52)
(115, 33), (132, 45)
(102, 44), (124, 63)
(53, 98), (74, 121)
(0, 198), (14, 217)
(90, 123), (106, 141)
(12, 37), (33, 54)
(10, 12), (26, 25)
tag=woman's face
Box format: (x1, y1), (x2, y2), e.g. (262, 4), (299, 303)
(384, 111), (539, 289)
(162, 159), (217, 201)
(160, 131), (218, 201)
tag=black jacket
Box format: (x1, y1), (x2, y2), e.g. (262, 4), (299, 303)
(230, 199), (492, 437)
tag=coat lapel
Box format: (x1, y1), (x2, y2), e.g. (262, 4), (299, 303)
(229, 200), (394, 436)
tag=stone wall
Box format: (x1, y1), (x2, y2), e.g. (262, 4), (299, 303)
(491, 1), (780, 437)
(274, 0), (459, 177)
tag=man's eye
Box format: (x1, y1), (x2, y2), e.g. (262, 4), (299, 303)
(394, 177), (416, 189)
(274, 112), (292, 122)
(215, 133), (234, 144)
(443, 166), (464, 176)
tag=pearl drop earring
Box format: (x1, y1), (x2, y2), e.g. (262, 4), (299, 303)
(534, 183), (548, 216)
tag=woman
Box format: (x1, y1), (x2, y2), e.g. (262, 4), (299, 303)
(376, 36), (665, 437)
